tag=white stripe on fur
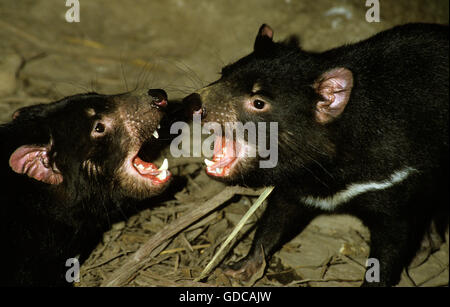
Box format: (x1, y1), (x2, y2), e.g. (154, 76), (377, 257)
(302, 167), (417, 211)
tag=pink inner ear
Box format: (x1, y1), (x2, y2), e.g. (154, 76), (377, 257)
(314, 67), (353, 124)
(9, 145), (63, 185)
(260, 25), (274, 39)
(12, 110), (21, 120)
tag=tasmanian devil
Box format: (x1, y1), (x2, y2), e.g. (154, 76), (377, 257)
(0, 89), (174, 286)
(184, 23), (449, 286)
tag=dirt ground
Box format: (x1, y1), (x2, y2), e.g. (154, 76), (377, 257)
(0, 0), (448, 287)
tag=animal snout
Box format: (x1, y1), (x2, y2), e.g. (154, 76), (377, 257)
(148, 89), (168, 108)
(183, 93), (206, 119)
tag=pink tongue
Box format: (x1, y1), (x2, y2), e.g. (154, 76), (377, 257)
(211, 157), (235, 169)
(213, 136), (224, 156)
(213, 136), (236, 157)
(139, 168), (160, 176)
(210, 136), (237, 169)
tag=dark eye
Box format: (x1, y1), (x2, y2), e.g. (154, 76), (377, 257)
(94, 122), (105, 134)
(253, 99), (265, 109)
(246, 97), (270, 113)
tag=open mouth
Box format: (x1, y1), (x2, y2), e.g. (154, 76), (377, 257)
(131, 128), (171, 185)
(204, 135), (240, 177)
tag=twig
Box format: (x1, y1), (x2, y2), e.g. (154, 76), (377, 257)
(84, 250), (135, 271)
(137, 271), (215, 287)
(416, 266), (448, 287)
(403, 268), (418, 287)
(90, 229), (124, 265)
(101, 186), (265, 287)
(180, 233), (194, 252)
(341, 255), (366, 270)
(289, 278), (363, 285)
(320, 255), (334, 279)
(160, 244), (210, 255)
(195, 186), (275, 281)
(173, 254), (180, 273)
(266, 258), (348, 277)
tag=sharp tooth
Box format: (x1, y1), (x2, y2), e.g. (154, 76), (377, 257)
(216, 168), (223, 174)
(136, 164), (145, 170)
(156, 170), (167, 181)
(204, 159), (215, 167)
(157, 124), (161, 129)
(158, 158), (168, 171)
(152, 130), (159, 139)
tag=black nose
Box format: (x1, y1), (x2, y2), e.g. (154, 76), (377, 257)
(148, 89), (168, 107)
(183, 93), (206, 119)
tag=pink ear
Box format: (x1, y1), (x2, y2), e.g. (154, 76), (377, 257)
(314, 67), (353, 124)
(254, 24), (275, 52)
(9, 145), (63, 185)
(259, 24), (274, 39)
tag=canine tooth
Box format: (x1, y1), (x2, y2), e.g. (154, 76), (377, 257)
(204, 159), (215, 167)
(215, 168), (223, 174)
(158, 158), (168, 171)
(157, 124), (161, 129)
(152, 130), (159, 139)
(156, 170), (167, 181)
(136, 164), (145, 170)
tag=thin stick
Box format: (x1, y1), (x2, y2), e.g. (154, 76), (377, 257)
(289, 278), (363, 285)
(160, 244), (211, 255)
(83, 250), (135, 271)
(101, 186), (265, 287)
(195, 186), (275, 281)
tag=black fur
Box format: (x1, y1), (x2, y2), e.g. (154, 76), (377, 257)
(0, 90), (171, 286)
(187, 23), (449, 286)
